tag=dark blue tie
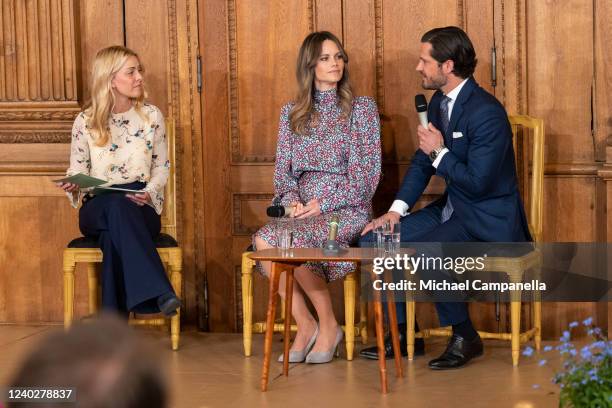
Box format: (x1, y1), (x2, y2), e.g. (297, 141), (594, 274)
(439, 96), (451, 134)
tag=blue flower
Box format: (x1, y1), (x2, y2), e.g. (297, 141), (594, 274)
(522, 346), (534, 357)
(582, 317), (593, 326)
(544, 345), (553, 352)
(591, 341), (606, 350)
(538, 359), (547, 366)
(580, 346), (591, 360)
(561, 331), (571, 342)
(568, 321), (579, 328)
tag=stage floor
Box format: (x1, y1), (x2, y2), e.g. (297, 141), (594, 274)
(0, 325), (562, 407)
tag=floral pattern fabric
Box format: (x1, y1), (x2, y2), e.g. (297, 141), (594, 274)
(253, 89), (381, 281)
(66, 103), (169, 214)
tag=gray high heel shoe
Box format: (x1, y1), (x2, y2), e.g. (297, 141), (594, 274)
(305, 326), (344, 364)
(278, 324), (319, 363)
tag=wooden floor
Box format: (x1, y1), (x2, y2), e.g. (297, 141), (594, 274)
(0, 325), (564, 407)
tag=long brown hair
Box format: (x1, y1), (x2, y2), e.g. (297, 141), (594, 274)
(84, 46), (149, 147)
(289, 31), (353, 135)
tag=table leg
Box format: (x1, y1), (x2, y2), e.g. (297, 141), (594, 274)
(371, 269), (388, 394)
(261, 262), (281, 391)
(283, 266), (294, 376)
(385, 270), (403, 378)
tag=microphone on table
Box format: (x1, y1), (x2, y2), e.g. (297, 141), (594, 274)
(415, 94), (429, 128)
(266, 205), (295, 218)
(323, 215), (346, 255)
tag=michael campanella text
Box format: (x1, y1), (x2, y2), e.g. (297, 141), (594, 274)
(372, 279), (547, 292)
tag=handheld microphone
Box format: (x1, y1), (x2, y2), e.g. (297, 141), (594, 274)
(266, 205), (295, 218)
(415, 94), (428, 128)
(323, 215), (346, 255)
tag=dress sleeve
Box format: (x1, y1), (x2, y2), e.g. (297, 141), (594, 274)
(272, 104), (301, 206)
(65, 113), (91, 208)
(143, 107), (170, 214)
(319, 97), (381, 212)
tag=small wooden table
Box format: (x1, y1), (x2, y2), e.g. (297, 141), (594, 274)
(249, 247), (405, 393)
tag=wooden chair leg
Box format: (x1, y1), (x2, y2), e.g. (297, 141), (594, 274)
(343, 272), (356, 361)
(406, 301), (416, 361)
(533, 298), (542, 351)
(261, 262), (281, 392)
(511, 299), (521, 366)
(169, 254), (182, 351)
(86, 263), (98, 315)
(242, 254), (254, 356)
(359, 301), (368, 344)
(63, 252), (76, 329)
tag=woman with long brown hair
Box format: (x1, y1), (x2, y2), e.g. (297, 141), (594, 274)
(57, 46), (180, 318)
(254, 31), (381, 364)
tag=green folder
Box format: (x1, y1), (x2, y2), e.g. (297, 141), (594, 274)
(53, 173), (108, 188)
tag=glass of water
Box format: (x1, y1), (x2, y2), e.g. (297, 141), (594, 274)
(373, 225), (384, 256)
(275, 218), (293, 254)
(382, 220), (401, 255)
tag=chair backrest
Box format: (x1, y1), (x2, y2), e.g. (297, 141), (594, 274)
(508, 115), (545, 242)
(161, 118), (177, 238)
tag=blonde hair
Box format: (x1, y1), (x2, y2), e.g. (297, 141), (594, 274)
(289, 31), (353, 135)
(84, 46), (148, 147)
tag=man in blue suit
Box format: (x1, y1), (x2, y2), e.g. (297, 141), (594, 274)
(359, 26), (531, 369)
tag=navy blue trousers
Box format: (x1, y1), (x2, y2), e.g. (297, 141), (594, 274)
(79, 182), (175, 315)
(360, 204), (474, 327)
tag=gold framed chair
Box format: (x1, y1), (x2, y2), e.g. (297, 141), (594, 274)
(62, 118), (183, 350)
(241, 251), (368, 360)
(405, 115), (545, 366)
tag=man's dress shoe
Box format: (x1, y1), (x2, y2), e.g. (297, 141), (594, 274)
(359, 331), (425, 360)
(428, 333), (483, 370)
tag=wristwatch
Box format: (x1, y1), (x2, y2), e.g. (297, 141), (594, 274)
(429, 144), (446, 162)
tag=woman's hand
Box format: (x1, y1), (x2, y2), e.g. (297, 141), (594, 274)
(57, 182), (79, 193)
(295, 198), (322, 219)
(126, 192), (151, 206)
(361, 211), (401, 235)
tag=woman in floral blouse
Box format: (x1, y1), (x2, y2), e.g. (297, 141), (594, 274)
(57, 46), (180, 317)
(253, 32), (381, 364)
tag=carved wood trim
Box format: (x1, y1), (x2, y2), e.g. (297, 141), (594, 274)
(457, 0), (465, 28)
(0, 132), (70, 143)
(232, 193), (274, 235)
(374, 0), (384, 112)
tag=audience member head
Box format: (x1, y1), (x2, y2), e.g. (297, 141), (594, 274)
(7, 314), (168, 408)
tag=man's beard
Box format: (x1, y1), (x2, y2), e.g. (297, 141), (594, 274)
(421, 74), (447, 91)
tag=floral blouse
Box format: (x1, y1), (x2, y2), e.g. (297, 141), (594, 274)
(66, 103), (170, 214)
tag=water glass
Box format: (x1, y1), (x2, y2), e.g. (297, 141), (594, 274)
(382, 221), (401, 255)
(373, 225), (384, 256)
(275, 218), (293, 253)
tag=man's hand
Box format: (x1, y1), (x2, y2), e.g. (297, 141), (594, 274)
(418, 122), (444, 155)
(294, 198), (321, 219)
(126, 192), (151, 206)
(361, 211), (401, 235)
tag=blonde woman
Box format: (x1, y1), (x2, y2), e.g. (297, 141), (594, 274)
(253, 32), (381, 364)
(57, 46), (180, 317)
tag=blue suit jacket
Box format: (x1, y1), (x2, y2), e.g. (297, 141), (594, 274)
(396, 77), (532, 242)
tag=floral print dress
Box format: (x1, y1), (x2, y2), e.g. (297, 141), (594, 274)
(66, 103), (170, 214)
(253, 89), (381, 282)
